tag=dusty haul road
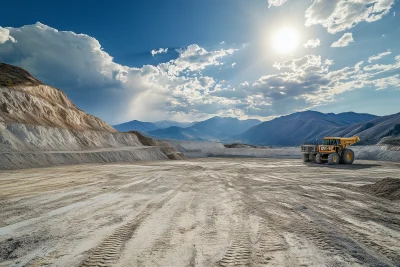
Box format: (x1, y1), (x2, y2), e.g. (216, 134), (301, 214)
(1, 159), (400, 267)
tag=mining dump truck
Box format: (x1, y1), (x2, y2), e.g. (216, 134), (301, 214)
(301, 136), (360, 165)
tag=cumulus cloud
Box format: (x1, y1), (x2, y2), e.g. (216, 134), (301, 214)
(169, 44), (236, 74)
(151, 48), (168, 56)
(331, 33), (354, 47)
(0, 22), (237, 123)
(368, 50), (391, 63)
(305, 0), (395, 34)
(1, 22), (399, 122)
(211, 53), (400, 117)
(303, 39), (321, 48)
(268, 0), (289, 7)
(232, 63), (236, 68)
(0, 26), (16, 44)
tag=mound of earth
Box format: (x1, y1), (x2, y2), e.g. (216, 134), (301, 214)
(129, 131), (186, 160)
(0, 63), (115, 132)
(378, 136), (400, 146)
(224, 143), (274, 149)
(0, 63), (184, 169)
(224, 143), (258, 148)
(361, 178), (400, 200)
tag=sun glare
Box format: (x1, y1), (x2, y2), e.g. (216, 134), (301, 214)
(271, 27), (300, 54)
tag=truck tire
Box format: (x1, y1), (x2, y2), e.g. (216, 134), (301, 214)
(302, 153), (310, 162)
(309, 153), (316, 162)
(328, 152), (340, 165)
(341, 148), (355, 164)
(315, 153), (322, 164)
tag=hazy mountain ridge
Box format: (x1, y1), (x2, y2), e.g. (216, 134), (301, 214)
(113, 120), (158, 132)
(154, 120), (195, 129)
(113, 120), (195, 132)
(114, 111), (399, 146)
(318, 113), (400, 145)
(147, 116), (261, 141)
(235, 111), (381, 146)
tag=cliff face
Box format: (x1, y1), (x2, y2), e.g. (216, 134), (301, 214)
(0, 63), (116, 132)
(0, 63), (185, 170)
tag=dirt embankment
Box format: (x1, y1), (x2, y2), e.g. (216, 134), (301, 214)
(0, 122), (185, 170)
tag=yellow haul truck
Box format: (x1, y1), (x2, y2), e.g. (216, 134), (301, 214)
(301, 136), (360, 165)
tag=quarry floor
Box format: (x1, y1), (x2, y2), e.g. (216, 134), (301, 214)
(0, 158), (400, 267)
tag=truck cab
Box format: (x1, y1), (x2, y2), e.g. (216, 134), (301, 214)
(318, 138), (341, 154)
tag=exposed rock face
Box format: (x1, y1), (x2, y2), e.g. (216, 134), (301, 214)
(0, 63), (184, 170)
(0, 63), (116, 132)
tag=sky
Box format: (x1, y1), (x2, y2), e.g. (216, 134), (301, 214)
(0, 0), (399, 124)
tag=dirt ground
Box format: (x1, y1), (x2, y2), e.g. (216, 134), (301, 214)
(1, 158), (400, 267)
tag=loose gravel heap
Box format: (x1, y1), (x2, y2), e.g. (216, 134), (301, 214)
(361, 178), (400, 200)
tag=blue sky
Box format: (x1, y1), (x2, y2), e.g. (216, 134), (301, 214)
(0, 0), (399, 124)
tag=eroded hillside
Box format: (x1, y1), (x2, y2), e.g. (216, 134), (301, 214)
(0, 63), (116, 132)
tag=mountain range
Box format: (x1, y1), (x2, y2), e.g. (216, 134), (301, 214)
(148, 116), (261, 141)
(235, 111), (380, 146)
(113, 120), (194, 132)
(114, 110), (400, 146)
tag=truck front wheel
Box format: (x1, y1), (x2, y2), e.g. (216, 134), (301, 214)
(328, 153), (340, 165)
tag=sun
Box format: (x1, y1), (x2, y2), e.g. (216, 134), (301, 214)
(271, 27), (300, 54)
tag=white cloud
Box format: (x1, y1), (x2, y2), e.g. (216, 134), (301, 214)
(0, 26), (16, 44)
(372, 75), (400, 90)
(355, 61), (364, 71)
(305, 0), (395, 34)
(1, 22), (399, 122)
(232, 63), (236, 68)
(151, 48), (168, 56)
(220, 41), (225, 45)
(303, 39), (321, 48)
(368, 50), (391, 63)
(331, 33), (354, 47)
(268, 0), (289, 7)
(164, 44), (236, 75)
(0, 22), (237, 123)
(215, 53), (400, 117)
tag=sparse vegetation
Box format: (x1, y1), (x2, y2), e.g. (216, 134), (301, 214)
(0, 63), (43, 87)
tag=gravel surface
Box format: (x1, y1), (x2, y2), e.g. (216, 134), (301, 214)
(1, 158), (399, 267)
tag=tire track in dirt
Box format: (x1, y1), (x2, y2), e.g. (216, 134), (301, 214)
(134, 194), (194, 266)
(253, 218), (288, 265)
(292, 200), (400, 265)
(79, 184), (184, 267)
(292, 208), (393, 267)
(333, 218), (400, 265)
(217, 224), (251, 267)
